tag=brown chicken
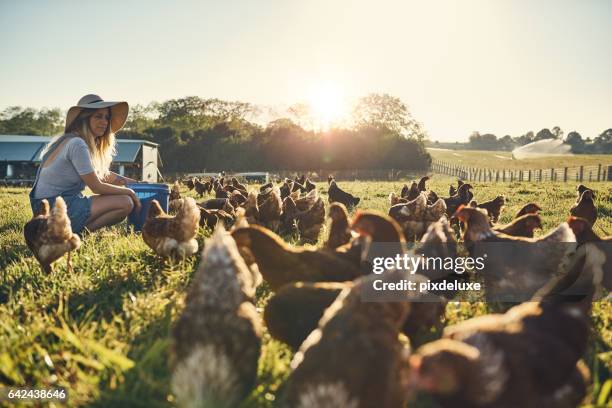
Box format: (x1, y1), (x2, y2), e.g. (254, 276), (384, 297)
(230, 225), (364, 291)
(444, 183), (473, 217)
(142, 197), (200, 259)
(567, 216), (612, 291)
(294, 188), (318, 211)
(405, 181), (420, 201)
(282, 268), (434, 408)
(304, 178), (316, 192)
(328, 178), (360, 208)
(264, 281), (350, 350)
(169, 181), (181, 201)
(23, 197), (81, 274)
(456, 206), (576, 303)
(325, 202), (353, 249)
(417, 176), (430, 192)
(492, 214), (542, 238)
(183, 177), (195, 190)
(477, 195), (505, 223)
(171, 227), (261, 408)
(570, 189), (597, 226)
(407, 296), (592, 408)
(389, 194), (446, 241)
(194, 178), (210, 198)
(295, 196), (326, 243)
(258, 187), (283, 232)
(199, 198), (234, 214)
(515, 203), (541, 218)
(231, 177), (248, 193)
(279, 179), (294, 200)
(198, 207), (235, 230)
(228, 190), (247, 208)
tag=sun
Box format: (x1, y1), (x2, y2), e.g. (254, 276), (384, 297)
(307, 83), (348, 131)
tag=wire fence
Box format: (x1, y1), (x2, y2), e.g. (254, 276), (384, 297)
(431, 159), (612, 183)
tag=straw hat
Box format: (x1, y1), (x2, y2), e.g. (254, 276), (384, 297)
(65, 94), (129, 133)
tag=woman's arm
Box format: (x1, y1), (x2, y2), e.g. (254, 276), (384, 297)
(81, 172), (141, 211)
(103, 171), (138, 186)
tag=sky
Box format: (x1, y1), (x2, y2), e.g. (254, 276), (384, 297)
(1, 0), (611, 142)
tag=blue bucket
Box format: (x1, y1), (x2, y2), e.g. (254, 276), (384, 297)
(126, 183), (170, 231)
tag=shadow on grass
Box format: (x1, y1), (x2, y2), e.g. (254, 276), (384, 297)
(86, 305), (175, 408)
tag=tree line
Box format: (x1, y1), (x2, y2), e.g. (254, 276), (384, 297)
(465, 127), (612, 153)
(0, 94), (431, 172)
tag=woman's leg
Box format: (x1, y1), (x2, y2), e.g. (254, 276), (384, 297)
(86, 195), (134, 231)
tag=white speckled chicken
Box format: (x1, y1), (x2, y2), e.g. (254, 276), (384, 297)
(24, 196), (81, 274)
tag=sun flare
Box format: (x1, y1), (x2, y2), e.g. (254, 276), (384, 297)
(307, 83), (348, 131)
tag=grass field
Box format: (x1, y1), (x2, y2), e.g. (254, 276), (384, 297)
(427, 148), (612, 171)
(0, 178), (611, 407)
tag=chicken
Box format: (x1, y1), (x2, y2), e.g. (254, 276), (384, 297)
(389, 192), (406, 206)
(257, 187), (283, 232)
(171, 227), (261, 408)
(168, 198), (183, 214)
(198, 207), (234, 230)
(493, 214), (542, 238)
(417, 176), (429, 192)
(325, 202), (353, 249)
(228, 190), (247, 208)
(279, 196), (299, 235)
(389, 193), (445, 240)
(279, 179), (294, 200)
(456, 206), (576, 303)
(328, 178), (360, 208)
(194, 178), (210, 198)
(264, 281), (350, 350)
(142, 197), (200, 259)
(295, 196), (326, 243)
(184, 177), (195, 191)
(567, 216), (611, 291)
(576, 184), (595, 201)
(304, 178), (316, 192)
(230, 225), (364, 291)
(405, 181), (420, 201)
(169, 181), (181, 201)
(230, 177), (248, 193)
(243, 191), (259, 225)
(199, 198), (234, 214)
(23, 197), (81, 274)
(281, 270), (413, 408)
(444, 183), (473, 217)
(570, 189), (597, 226)
(407, 296), (593, 408)
(294, 188), (318, 211)
(448, 184), (456, 197)
(477, 195), (505, 223)
(515, 203), (541, 218)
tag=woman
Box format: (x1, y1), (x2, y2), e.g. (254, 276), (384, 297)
(29, 94), (142, 234)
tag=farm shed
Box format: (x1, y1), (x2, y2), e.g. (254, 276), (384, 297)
(0, 135), (161, 185)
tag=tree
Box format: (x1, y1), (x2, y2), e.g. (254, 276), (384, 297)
(352, 93), (427, 140)
(565, 131), (585, 153)
(551, 126), (564, 139)
(593, 128), (612, 153)
(0, 106), (63, 135)
(534, 128), (555, 141)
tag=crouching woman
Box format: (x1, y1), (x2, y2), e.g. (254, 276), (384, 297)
(29, 94), (141, 234)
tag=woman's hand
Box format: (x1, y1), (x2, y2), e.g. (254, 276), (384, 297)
(126, 189), (142, 213)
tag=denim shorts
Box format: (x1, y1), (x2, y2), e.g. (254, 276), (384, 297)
(30, 193), (92, 234)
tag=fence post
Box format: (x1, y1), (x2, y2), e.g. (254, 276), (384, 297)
(589, 171), (592, 182)
(551, 168), (555, 182)
(579, 166), (584, 182)
(606, 166), (611, 181)
(597, 164), (602, 181)
(528, 170), (531, 182)
(563, 167), (568, 182)
(510, 171), (514, 182)
(539, 169), (543, 182)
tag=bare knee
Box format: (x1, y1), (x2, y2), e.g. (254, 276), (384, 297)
(119, 195), (134, 216)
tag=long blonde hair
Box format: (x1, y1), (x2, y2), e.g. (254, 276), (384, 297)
(43, 108), (116, 178)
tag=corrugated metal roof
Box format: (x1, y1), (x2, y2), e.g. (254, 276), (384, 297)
(0, 141), (46, 161)
(0, 135), (156, 162)
(114, 143), (141, 162)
